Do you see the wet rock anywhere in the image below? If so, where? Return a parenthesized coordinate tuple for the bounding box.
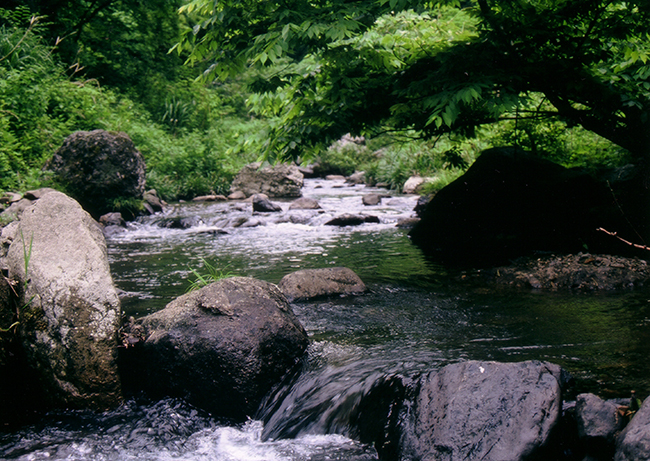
(346, 171, 366, 185)
(45, 130, 146, 219)
(297, 165, 317, 178)
(289, 197, 321, 210)
(414, 194, 433, 217)
(278, 267, 366, 301)
(121, 277, 309, 421)
(396, 217, 420, 229)
(99, 212, 125, 227)
(401, 360, 563, 461)
(475, 253, 650, 291)
(615, 398, 650, 460)
(192, 194, 227, 202)
(157, 216, 203, 229)
(230, 162, 303, 198)
(5, 190, 122, 410)
(143, 189, 164, 214)
(325, 214, 380, 226)
(362, 194, 382, 206)
(575, 393, 624, 460)
(325, 175, 346, 181)
(252, 194, 282, 213)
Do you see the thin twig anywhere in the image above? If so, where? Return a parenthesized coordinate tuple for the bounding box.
(597, 227, 650, 252)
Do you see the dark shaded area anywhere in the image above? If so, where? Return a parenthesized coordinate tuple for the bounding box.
(410, 147, 650, 267)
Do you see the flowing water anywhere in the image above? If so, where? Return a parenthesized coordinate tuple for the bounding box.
(2, 178, 650, 460)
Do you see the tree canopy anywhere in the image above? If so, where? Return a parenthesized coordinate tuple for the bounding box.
(176, 0, 650, 163)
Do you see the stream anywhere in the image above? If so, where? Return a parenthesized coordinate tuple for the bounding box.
(2, 177, 650, 460)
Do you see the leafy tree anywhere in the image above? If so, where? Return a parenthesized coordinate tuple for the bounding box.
(176, 0, 650, 166)
(3, 0, 188, 109)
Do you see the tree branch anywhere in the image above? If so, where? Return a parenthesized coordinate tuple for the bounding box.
(597, 228, 650, 252)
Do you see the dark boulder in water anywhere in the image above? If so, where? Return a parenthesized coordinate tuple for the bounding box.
(409, 147, 641, 266)
(400, 360, 565, 460)
(120, 277, 309, 421)
(325, 214, 380, 226)
(252, 194, 283, 213)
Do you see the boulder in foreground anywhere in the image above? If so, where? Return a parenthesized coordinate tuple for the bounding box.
(400, 360, 563, 461)
(121, 277, 309, 420)
(6, 191, 122, 410)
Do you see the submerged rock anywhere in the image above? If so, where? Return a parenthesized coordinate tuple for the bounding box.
(121, 277, 309, 421)
(278, 267, 366, 302)
(5, 190, 122, 410)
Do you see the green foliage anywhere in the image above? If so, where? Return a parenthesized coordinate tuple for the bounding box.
(0, 11, 267, 201)
(316, 136, 376, 177)
(178, 0, 650, 165)
(186, 259, 234, 292)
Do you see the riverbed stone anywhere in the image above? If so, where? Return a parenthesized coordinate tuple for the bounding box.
(252, 194, 282, 212)
(347, 171, 366, 185)
(576, 393, 624, 459)
(400, 360, 563, 461)
(143, 189, 164, 214)
(289, 197, 321, 210)
(325, 214, 380, 226)
(402, 175, 432, 194)
(362, 194, 382, 206)
(474, 253, 650, 291)
(230, 162, 303, 198)
(121, 277, 309, 421)
(5, 190, 122, 410)
(45, 129, 146, 219)
(278, 267, 366, 301)
(615, 398, 650, 460)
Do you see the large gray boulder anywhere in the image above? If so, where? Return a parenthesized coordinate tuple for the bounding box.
(615, 398, 650, 460)
(122, 277, 309, 420)
(230, 162, 303, 198)
(278, 267, 366, 302)
(401, 360, 563, 461)
(46, 130, 146, 218)
(5, 191, 122, 410)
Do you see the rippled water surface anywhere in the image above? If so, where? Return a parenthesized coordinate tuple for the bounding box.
(3, 178, 650, 460)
